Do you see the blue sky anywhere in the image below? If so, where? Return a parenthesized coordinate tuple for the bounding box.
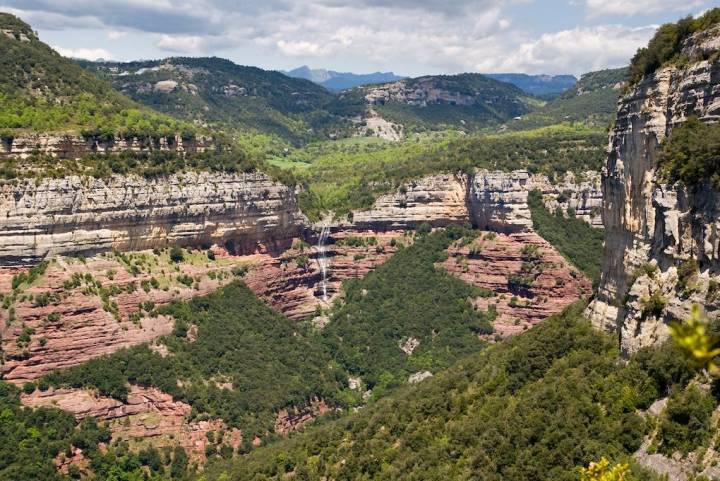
(1, 0, 715, 77)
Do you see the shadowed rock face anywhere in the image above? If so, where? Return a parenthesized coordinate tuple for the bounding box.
(587, 25, 720, 355)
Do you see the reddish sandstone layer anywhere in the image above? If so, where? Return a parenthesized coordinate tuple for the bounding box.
(274, 398, 331, 435)
(0, 232, 408, 382)
(0, 253, 247, 382)
(245, 230, 407, 320)
(23, 385, 241, 462)
(441, 231, 592, 337)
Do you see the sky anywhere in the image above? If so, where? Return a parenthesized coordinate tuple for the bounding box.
(1, 0, 716, 77)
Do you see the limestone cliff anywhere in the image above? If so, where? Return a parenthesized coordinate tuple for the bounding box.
(587, 25, 720, 354)
(347, 170, 602, 232)
(0, 171, 303, 264)
(0, 133, 213, 160)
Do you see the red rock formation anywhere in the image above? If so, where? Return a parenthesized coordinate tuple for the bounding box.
(274, 398, 330, 435)
(0, 233, 408, 382)
(23, 385, 241, 462)
(244, 230, 407, 320)
(0, 252, 247, 382)
(441, 231, 592, 337)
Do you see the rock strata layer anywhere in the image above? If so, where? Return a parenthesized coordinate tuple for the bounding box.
(0, 171, 303, 264)
(346, 170, 602, 232)
(0, 133, 212, 160)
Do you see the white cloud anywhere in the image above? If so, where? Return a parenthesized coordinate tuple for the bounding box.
(277, 40, 330, 57)
(8, 0, 710, 76)
(583, 0, 705, 17)
(51, 45, 115, 61)
(107, 30, 127, 40)
(156, 34, 207, 53)
(480, 25, 657, 75)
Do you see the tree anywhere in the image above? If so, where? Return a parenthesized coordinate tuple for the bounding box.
(169, 245, 184, 263)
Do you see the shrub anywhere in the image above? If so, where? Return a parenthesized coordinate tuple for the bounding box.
(169, 246, 185, 263)
(641, 290, 667, 319)
(676, 259, 699, 297)
(658, 385, 715, 455)
(659, 117, 720, 188)
(296, 255, 310, 269)
(628, 9, 720, 84)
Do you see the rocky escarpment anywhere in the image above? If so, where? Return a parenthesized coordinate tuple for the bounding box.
(22, 385, 242, 464)
(587, 25, 720, 354)
(0, 171, 303, 264)
(442, 231, 592, 337)
(347, 170, 602, 232)
(0, 133, 213, 160)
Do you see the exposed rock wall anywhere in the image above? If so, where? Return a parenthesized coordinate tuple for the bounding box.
(347, 170, 602, 232)
(587, 25, 720, 354)
(0, 133, 213, 160)
(0, 171, 304, 264)
(22, 385, 242, 462)
(442, 231, 592, 337)
(348, 173, 470, 230)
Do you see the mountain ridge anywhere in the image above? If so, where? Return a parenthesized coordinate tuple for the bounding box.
(284, 65, 405, 91)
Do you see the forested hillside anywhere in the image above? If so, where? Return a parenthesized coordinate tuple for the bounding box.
(37, 228, 494, 446)
(0, 14, 193, 138)
(510, 67, 627, 130)
(82, 57, 356, 146)
(363, 73, 538, 133)
(199, 303, 696, 481)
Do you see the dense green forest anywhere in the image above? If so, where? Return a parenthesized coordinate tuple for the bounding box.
(370, 73, 537, 133)
(0, 147, 283, 181)
(43, 282, 348, 440)
(0, 382, 110, 481)
(198, 303, 699, 481)
(628, 8, 720, 84)
(527, 190, 605, 283)
(0, 14, 195, 138)
(509, 68, 627, 130)
(321, 225, 494, 391)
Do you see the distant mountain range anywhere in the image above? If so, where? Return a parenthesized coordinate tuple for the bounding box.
(286, 68, 578, 98)
(284, 66, 405, 91)
(484, 73, 578, 97)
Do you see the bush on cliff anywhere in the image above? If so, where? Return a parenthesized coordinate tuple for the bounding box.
(628, 8, 720, 84)
(658, 116, 720, 188)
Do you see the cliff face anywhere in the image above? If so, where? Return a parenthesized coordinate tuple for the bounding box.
(587, 25, 720, 354)
(0, 133, 213, 160)
(0, 171, 303, 264)
(348, 170, 602, 232)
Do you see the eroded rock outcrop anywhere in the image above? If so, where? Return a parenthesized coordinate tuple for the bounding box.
(442, 231, 592, 335)
(23, 385, 241, 462)
(0, 249, 253, 382)
(0, 133, 212, 160)
(0, 171, 303, 264)
(587, 25, 720, 354)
